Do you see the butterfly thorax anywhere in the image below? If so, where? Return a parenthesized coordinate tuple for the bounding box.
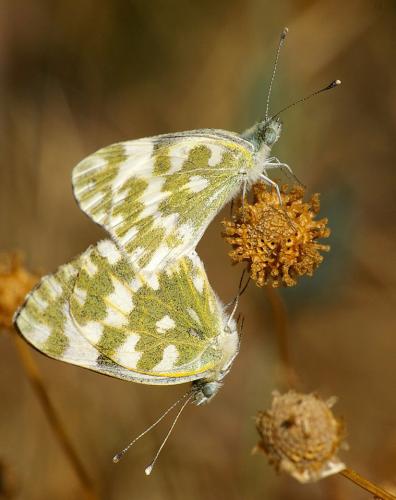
(241, 117, 282, 185)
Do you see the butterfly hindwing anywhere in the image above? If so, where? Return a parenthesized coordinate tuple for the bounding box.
(72, 131, 254, 272)
(15, 240, 238, 385)
(69, 240, 228, 379)
(13, 256, 147, 382)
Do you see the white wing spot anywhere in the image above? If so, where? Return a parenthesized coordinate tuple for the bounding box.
(85, 257, 98, 277)
(44, 277, 64, 298)
(107, 278, 134, 314)
(193, 274, 204, 294)
(168, 143, 192, 173)
(83, 321, 104, 344)
(186, 175, 209, 193)
(97, 240, 122, 265)
(18, 313, 52, 345)
(73, 287, 87, 306)
(112, 142, 154, 186)
(128, 246, 145, 263)
(114, 333, 141, 368)
(62, 315, 101, 364)
(187, 308, 201, 325)
(103, 307, 128, 328)
(153, 344, 179, 372)
(119, 226, 138, 247)
(130, 278, 142, 292)
(139, 177, 167, 219)
(143, 272, 159, 290)
(177, 222, 194, 242)
(207, 144, 224, 167)
(143, 244, 170, 273)
(156, 315, 175, 333)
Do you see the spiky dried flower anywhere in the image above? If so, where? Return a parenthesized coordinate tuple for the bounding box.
(255, 390, 346, 483)
(0, 252, 38, 329)
(222, 184, 330, 287)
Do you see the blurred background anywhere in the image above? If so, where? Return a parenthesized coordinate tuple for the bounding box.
(1, 0, 395, 499)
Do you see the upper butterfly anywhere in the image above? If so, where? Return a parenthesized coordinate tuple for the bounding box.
(72, 120, 285, 274)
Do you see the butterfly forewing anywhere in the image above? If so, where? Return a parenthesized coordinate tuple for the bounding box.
(69, 240, 225, 378)
(72, 131, 254, 272)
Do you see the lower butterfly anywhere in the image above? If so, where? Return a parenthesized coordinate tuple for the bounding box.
(14, 239, 239, 472)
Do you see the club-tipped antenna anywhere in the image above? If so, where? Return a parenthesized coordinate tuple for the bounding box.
(271, 79, 341, 120)
(144, 392, 194, 475)
(265, 27, 289, 120)
(112, 389, 191, 465)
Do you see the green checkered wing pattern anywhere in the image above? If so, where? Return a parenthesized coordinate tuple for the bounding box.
(69, 239, 234, 380)
(13, 254, 151, 382)
(72, 130, 254, 272)
(15, 240, 238, 385)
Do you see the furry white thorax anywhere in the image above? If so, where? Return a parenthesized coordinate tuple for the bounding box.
(240, 117, 283, 187)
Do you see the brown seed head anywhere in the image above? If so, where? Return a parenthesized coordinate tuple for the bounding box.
(222, 184, 330, 287)
(255, 390, 346, 483)
(0, 252, 39, 329)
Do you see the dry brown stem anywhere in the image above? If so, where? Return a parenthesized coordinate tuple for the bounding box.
(264, 286, 300, 390)
(13, 334, 97, 500)
(340, 468, 396, 500)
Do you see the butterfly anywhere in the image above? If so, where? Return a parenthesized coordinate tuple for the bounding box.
(71, 27, 341, 276)
(72, 121, 287, 276)
(14, 238, 239, 407)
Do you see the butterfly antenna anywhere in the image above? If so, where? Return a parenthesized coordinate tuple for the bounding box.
(271, 79, 341, 120)
(145, 392, 194, 476)
(226, 269, 250, 328)
(112, 390, 191, 464)
(265, 27, 288, 120)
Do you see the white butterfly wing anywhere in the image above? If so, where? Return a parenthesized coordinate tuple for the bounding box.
(72, 131, 254, 272)
(14, 240, 239, 385)
(70, 240, 238, 380)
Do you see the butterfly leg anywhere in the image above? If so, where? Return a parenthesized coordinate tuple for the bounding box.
(259, 174, 282, 205)
(265, 158, 305, 187)
(241, 178, 247, 215)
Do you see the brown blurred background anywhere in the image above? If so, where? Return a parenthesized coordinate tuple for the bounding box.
(1, 1, 395, 499)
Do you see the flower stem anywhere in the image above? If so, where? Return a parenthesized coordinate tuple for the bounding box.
(265, 286, 300, 389)
(12, 334, 97, 500)
(340, 468, 396, 500)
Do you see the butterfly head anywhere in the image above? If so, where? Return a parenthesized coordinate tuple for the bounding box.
(192, 380, 223, 406)
(242, 117, 282, 151)
(259, 117, 282, 147)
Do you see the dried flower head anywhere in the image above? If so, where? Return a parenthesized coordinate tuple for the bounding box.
(0, 252, 39, 329)
(255, 390, 346, 483)
(222, 184, 330, 287)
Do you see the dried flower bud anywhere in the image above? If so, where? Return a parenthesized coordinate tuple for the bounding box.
(222, 184, 330, 287)
(0, 253, 39, 329)
(255, 390, 345, 483)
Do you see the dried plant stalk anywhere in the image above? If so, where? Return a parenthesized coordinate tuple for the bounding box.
(0, 252, 97, 499)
